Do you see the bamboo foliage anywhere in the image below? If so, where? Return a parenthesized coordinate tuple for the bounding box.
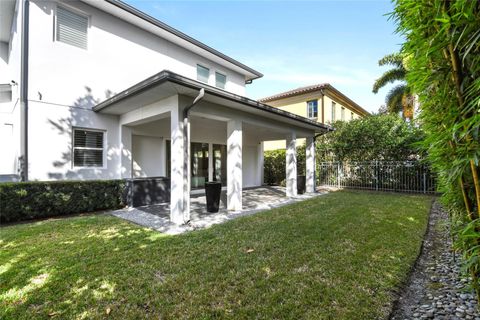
(392, 0, 480, 299)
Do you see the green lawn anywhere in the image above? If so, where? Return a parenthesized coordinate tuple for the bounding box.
(0, 191, 431, 319)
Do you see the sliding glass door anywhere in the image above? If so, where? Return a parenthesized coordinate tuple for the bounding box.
(166, 141, 227, 189)
(191, 142, 209, 188)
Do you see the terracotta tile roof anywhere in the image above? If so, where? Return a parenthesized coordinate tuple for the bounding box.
(259, 83, 329, 102)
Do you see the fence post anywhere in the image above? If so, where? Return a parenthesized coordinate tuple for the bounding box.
(423, 167, 427, 194)
(337, 162, 340, 188)
(375, 161, 379, 191)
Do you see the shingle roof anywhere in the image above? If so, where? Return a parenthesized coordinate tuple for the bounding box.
(259, 83, 329, 102)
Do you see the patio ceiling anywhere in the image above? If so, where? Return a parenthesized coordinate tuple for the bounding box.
(129, 115, 296, 144)
(94, 70, 332, 135)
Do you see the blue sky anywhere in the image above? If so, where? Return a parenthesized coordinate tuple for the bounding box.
(125, 0, 403, 113)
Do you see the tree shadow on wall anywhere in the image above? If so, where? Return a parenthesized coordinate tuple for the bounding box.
(46, 86, 117, 180)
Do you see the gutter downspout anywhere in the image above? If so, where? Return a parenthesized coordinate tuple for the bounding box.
(20, 0, 30, 181)
(182, 88, 205, 223)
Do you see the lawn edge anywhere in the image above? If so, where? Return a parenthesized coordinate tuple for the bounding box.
(387, 196, 437, 318)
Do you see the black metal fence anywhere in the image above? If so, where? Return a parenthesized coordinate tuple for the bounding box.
(317, 161, 437, 194)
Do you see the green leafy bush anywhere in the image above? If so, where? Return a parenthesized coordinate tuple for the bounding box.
(264, 145, 306, 185)
(317, 114, 425, 162)
(0, 180, 126, 223)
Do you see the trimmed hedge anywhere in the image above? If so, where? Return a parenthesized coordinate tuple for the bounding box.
(0, 180, 126, 223)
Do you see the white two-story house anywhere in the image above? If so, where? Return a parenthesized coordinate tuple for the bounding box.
(0, 0, 330, 223)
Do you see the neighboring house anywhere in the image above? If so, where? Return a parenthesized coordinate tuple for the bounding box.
(0, 0, 330, 223)
(259, 84, 369, 151)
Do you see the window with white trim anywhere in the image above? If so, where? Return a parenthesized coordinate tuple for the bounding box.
(341, 107, 345, 121)
(307, 100, 318, 118)
(351, 111, 354, 119)
(215, 72, 226, 89)
(331, 102, 336, 121)
(56, 6, 88, 49)
(73, 129, 104, 167)
(197, 64, 210, 83)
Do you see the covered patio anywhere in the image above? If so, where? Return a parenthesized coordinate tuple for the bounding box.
(95, 70, 331, 225)
(112, 186, 328, 234)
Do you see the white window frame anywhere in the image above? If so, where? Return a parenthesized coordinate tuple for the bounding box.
(53, 4, 90, 50)
(197, 64, 210, 83)
(215, 71, 227, 89)
(306, 100, 318, 118)
(72, 127, 106, 169)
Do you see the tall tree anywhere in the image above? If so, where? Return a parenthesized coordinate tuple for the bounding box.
(372, 53, 414, 119)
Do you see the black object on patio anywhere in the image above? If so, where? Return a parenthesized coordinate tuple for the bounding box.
(205, 181, 222, 213)
(126, 177, 170, 207)
(297, 175, 306, 194)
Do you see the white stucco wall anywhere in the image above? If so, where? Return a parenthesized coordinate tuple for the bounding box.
(0, 0, 22, 177)
(28, 100, 120, 180)
(132, 135, 164, 178)
(243, 145, 259, 188)
(17, 0, 256, 181)
(27, 0, 247, 111)
(0, 122, 15, 175)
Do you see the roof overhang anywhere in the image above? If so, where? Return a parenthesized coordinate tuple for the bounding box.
(80, 0, 263, 83)
(94, 71, 332, 134)
(324, 85, 370, 117)
(260, 83, 370, 117)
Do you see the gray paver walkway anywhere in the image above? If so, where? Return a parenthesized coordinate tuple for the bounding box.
(111, 186, 328, 234)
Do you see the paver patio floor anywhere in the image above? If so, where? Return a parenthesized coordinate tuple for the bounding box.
(111, 186, 328, 234)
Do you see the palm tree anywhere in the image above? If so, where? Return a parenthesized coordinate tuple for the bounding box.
(372, 53, 414, 120)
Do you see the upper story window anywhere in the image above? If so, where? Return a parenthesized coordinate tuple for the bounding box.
(331, 102, 336, 121)
(351, 111, 354, 119)
(341, 107, 345, 121)
(73, 129, 105, 167)
(197, 64, 210, 83)
(307, 100, 318, 118)
(215, 72, 226, 89)
(56, 6, 88, 50)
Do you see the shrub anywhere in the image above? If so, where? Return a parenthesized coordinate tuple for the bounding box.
(0, 180, 126, 223)
(264, 145, 306, 185)
(317, 114, 425, 162)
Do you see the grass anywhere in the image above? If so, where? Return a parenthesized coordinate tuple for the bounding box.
(0, 190, 432, 319)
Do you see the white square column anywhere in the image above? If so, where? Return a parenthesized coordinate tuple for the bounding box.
(183, 115, 191, 217)
(170, 106, 189, 224)
(258, 142, 264, 186)
(120, 125, 132, 179)
(306, 136, 316, 193)
(286, 131, 297, 197)
(227, 120, 242, 211)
